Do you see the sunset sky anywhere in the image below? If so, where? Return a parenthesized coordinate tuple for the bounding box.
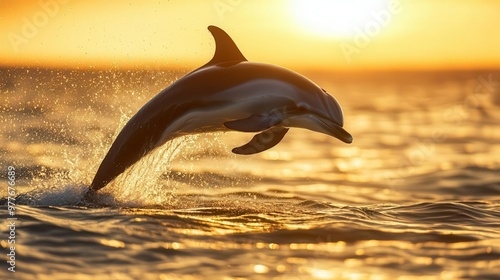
(1, 0, 499, 71)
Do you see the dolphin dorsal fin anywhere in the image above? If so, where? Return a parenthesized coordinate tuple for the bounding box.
(204, 26, 247, 66)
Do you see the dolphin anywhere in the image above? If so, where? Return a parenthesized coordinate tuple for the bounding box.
(84, 25, 352, 200)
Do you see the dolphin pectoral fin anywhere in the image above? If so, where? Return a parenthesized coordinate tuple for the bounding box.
(224, 115, 282, 132)
(232, 127, 289, 155)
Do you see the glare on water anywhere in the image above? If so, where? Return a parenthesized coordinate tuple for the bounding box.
(1, 68, 499, 279)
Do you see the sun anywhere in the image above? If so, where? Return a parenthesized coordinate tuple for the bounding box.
(290, 0, 390, 38)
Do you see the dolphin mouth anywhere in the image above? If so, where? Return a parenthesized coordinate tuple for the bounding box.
(310, 114, 353, 144)
(325, 122, 353, 144)
(286, 113, 353, 144)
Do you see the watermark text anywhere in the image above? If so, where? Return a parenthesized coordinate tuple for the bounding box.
(6, 166, 17, 272)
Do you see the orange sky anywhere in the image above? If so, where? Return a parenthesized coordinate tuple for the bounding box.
(1, 0, 500, 71)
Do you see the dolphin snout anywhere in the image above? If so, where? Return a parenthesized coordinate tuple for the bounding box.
(287, 114, 353, 144)
(315, 113, 352, 144)
(324, 120, 353, 144)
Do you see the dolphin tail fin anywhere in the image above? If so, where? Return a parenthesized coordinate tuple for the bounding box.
(203, 26, 247, 67)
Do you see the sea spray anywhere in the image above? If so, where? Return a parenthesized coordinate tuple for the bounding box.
(105, 135, 198, 207)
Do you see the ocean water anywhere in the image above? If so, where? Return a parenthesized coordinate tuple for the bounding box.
(1, 67, 500, 279)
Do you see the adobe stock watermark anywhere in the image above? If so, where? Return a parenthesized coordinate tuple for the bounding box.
(7, 0, 69, 53)
(340, 0, 403, 63)
(213, 0, 243, 20)
(385, 74, 499, 186)
(6, 166, 17, 273)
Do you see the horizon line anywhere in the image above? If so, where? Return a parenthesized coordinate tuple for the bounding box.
(2, 63, 500, 74)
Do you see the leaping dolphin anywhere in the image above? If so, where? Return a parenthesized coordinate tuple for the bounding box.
(84, 26, 352, 200)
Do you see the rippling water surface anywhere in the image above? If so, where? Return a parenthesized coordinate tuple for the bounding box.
(1, 68, 500, 279)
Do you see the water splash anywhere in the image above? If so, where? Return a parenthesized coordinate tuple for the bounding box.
(103, 135, 199, 207)
(100, 132, 255, 208)
(14, 184, 88, 206)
